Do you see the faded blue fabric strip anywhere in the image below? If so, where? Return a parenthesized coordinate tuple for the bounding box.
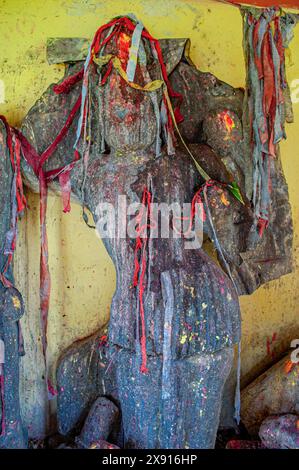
(138, 38, 161, 157)
(269, 33, 284, 144)
(256, 17, 268, 61)
(248, 20, 264, 220)
(160, 100, 175, 155)
(126, 21, 144, 82)
(74, 44, 92, 150)
(4, 172, 17, 256)
(75, 23, 116, 151)
(99, 24, 116, 154)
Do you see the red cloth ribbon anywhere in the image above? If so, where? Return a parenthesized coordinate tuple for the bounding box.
(14, 97, 82, 398)
(133, 187, 153, 374)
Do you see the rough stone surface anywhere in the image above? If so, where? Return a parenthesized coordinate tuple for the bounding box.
(57, 333, 234, 448)
(76, 396, 119, 448)
(56, 325, 116, 437)
(241, 355, 299, 435)
(259, 414, 299, 449)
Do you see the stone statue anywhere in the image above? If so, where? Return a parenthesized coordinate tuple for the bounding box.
(0, 16, 292, 449)
(0, 118, 27, 448)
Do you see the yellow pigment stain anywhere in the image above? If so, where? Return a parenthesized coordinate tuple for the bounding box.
(182, 284, 195, 298)
(180, 334, 188, 344)
(220, 190, 230, 207)
(12, 296, 21, 309)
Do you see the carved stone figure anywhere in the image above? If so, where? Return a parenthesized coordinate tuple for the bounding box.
(19, 24, 248, 448)
(0, 119, 27, 449)
(7, 17, 293, 448)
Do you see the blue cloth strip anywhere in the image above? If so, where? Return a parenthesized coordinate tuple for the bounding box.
(126, 21, 144, 82)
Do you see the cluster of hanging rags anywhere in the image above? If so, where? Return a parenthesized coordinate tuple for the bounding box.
(0, 116, 26, 287)
(242, 7, 298, 237)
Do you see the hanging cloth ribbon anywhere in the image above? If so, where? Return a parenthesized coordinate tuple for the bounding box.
(0, 116, 27, 287)
(126, 20, 144, 82)
(242, 7, 298, 236)
(15, 95, 82, 398)
(132, 187, 153, 374)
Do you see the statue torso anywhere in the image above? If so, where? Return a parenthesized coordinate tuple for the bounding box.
(81, 148, 241, 358)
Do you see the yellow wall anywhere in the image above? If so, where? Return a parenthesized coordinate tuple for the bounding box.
(0, 0, 298, 437)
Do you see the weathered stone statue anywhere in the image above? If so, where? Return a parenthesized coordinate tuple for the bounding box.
(9, 16, 293, 448)
(0, 118, 27, 449)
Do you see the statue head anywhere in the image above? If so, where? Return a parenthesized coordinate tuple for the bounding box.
(99, 63, 158, 154)
(86, 17, 167, 155)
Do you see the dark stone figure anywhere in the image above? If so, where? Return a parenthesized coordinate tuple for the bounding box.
(16, 26, 293, 448)
(0, 120, 27, 449)
(20, 31, 247, 448)
(0, 287, 27, 448)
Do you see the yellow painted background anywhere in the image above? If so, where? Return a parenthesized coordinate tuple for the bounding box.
(0, 0, 298, 437)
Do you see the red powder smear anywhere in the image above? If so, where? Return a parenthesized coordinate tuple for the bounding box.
(284, 359, 296, 374)
(117, 31, 131, 67)
(266, 337, 271, 355)
(47, 379, 58, 397)
(98, 335, 108, 348)
(258, 217, 269, 238)
(184, 322, 192, 331)
(228, 1, 299, 8)
(218, 110, 235, 134)
(266, 332, 277, 358)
